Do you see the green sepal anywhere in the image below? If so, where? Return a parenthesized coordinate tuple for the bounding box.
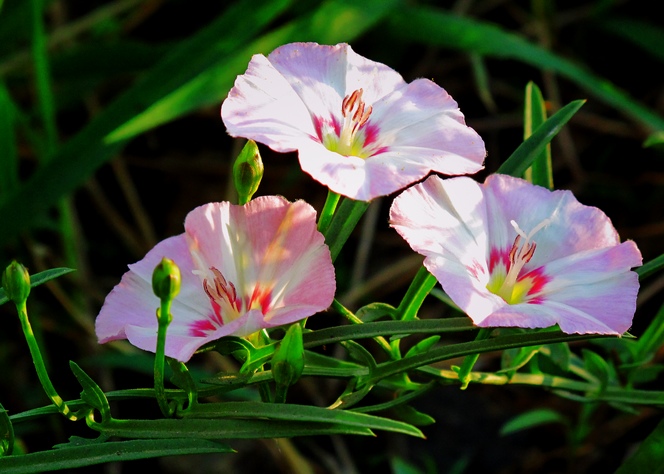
(152, 257, 181, 307)
(233, 139, 263, 204)
(271, 323, 305, 389)
(0, 267, 75, 307)
(1, 261, 31, 306)
(69, 361, 110, 424)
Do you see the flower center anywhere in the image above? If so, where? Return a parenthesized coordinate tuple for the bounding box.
(202, 266, 242, 325)
(487, 219, 550, 304)
(337, 88, 372, 155)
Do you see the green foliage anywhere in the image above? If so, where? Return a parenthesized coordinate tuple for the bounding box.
(2, 0, 664, 472)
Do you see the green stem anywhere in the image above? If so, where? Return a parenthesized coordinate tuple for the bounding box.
(323, 198, 370, 262)
(317, 190, 341, 233)
(397, 265, 437, 321)
(16, 301, 77, 420)
(154, 300, 175, 417)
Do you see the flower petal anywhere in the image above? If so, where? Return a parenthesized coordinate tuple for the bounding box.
(390, 173, 641, 335)
(95, 234, 215, 361)
(222, 42, 486, 201)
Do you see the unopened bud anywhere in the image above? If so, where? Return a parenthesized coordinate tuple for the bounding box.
(271, 323, 304, 388)
(2, 260, 31, 306)
(152, 258, 181, 302)
(233, 140, 263, 205)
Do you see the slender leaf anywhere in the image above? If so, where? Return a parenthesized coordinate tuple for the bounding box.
(69, 361, 110, 421)
(0, 267, 75, 306)
(523, 82, 553, 188)
(99, 417, 375, 439)
(0, 438, 233, 473)
(302, 318, 476, 348)
(0, 82, 18, 197)
(599, 18, 664, 63)
(385, 5, 664, 132)
(367, 330, 606, 386)
(615, 417, 664, 474)
(497, 100, 585, 177)
(637, 253, 664, 280)
(634, 301, 664, 363)
(184, 401, 423, 438)
(0, 0, 292, 246)
(106, 0, 401, 143)
(499, 408, 568, 436)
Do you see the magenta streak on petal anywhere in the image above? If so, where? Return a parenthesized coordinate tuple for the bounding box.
(466, 259, 486, 280)
(488, 247, 511, 273)
(522, 267, 550, 304)
(313, 116, 324, 142)
(190, 267, 241, 337)
(362, 123, 380, 147)
(190, 318, 217, 337)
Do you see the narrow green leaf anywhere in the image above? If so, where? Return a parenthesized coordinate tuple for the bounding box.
(106, 0, 401, 143)
(581, 350, 612, 392)
(405, 336, 441, 359)
(499, 408, 568, 436)
(598, 18, 664, 63)
(302, 318, 476, 348)
(367, 330, 606, 386)
(637, 253, 664, 280)
(385, 5, 664, 132)
(100, 417, 375, 439)
(184, 401, 423, 438)
(634, 301, 664, 364)
(499, 345, 541, 374)
(615, 417, 664, 474)
(0, 438, 233, 473)
(356, 302, 398, 322)
(0, 267, 75, 306)
(497, 100, 585, 177)
(644, 131, 664, 148)
(69, 361, 110, 422)
(0, 0, 292, 247)
(523, 82, 553, 188)
(0, 82, 19, 198)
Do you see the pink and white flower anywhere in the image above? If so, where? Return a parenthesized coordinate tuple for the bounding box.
(96, 196, 336, 362)
(221, 42, 486, 201)
(389, 174, 642, 335)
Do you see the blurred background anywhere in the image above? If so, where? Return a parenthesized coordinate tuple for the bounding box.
(1, 0, 663, 472)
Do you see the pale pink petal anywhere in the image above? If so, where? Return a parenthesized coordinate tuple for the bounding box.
(221, 54, 317, 153)
(222, 42, 486, 201)
(390, 175, 489, 273)
(96, 197, 335, 362)
(482, 174, 623, 270)
(96, 235, 205, 343)
(390, 173, 641, 335)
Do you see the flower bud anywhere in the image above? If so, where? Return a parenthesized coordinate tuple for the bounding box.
(152, 258, 181, 302)
(2, 260, 31, 306)
(233, 140, 263, 204)
(271, 323, 304, 388)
